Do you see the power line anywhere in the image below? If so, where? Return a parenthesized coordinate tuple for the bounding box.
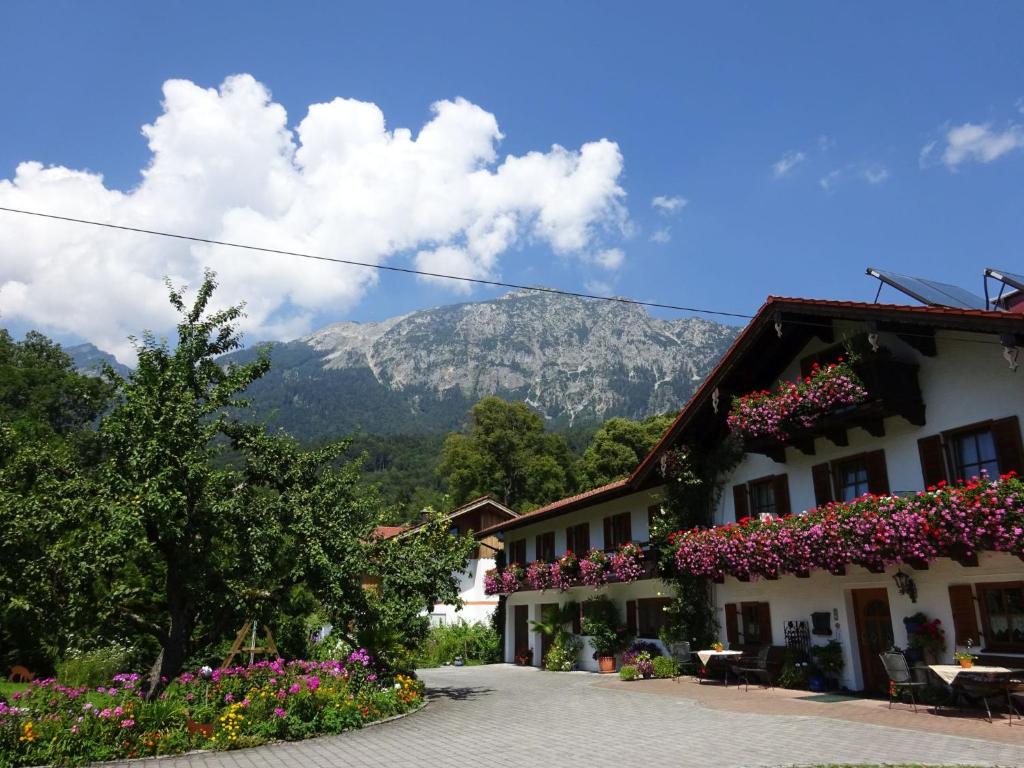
(0, 206, 756, 320)
(0, 205, 1016, 349)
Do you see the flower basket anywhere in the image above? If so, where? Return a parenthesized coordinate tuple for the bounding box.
(610, 542, 644, 583)
(598, 656, 616, 674)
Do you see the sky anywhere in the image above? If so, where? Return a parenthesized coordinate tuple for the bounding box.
(1, 2, 1023, 361)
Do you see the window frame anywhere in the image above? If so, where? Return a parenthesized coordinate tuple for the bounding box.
(636, 597, 671, 638)
(565, 522, 590, 556)
(507, 539, 526, 567)
(977, 580, 1024, 653)
(535, 531, 555, 563)
(948, 425, 999, 482)
(834, 455, 871, 501)
(603, 511, 633, 551)
(747, 476, 777, 517)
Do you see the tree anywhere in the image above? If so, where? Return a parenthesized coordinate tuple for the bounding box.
(574, 413, 676, 488)
(437, 396, 573, 510)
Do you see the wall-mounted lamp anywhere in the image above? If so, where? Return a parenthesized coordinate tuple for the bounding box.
(892, 570, 918, 603)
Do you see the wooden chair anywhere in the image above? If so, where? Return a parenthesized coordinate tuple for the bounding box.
(879, 651, 927, 712)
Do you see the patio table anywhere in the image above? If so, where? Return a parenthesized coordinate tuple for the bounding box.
(696, 649, 743, 684)
(927, 664, 1014, 685)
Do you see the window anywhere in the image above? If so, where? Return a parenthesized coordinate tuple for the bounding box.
(725, 602, 773, 646)
(978, 582, 1024, 652)
(749, 478, 777, 516)
(836, 457, 870, 501)
(507, 539, 526, 566)
(535, 531, 555, 563)
(603, 512, 632, 551)
(637, 598, 671, 638)
(565, 522, 590, 555)
(953, 429, 999, 481)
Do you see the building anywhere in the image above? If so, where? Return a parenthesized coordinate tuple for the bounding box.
(478, 295, 1024, 690)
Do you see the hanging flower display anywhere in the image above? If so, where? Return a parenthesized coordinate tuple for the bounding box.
(726, 359, 868, 441)
(483, 562, 524, 596)
(610, 542, 644, 582)
(551, 551, 579, 591)
(579, 548, 610, 587)
(671, 473, 1023, 582)
(525, 560, 553, 591)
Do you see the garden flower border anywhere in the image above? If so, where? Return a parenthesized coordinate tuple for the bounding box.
(671, 473, 1024, 582)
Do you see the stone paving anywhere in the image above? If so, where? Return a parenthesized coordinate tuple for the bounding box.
(108, 664, 1024, 767)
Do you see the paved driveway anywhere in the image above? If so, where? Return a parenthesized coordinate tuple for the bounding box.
(111, 664, 1024, 767)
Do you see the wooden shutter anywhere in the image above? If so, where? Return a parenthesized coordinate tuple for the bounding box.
(948, 584, 980, 646)
(757, 602, 773, 644)
(618, 513, 633, 545)
(572, 603, 582, 635)
(732, 484, 750, 520)
(811, 463, 834, 507)
(603, 516, 614, 550)
(772, 474, 791, 516)
(724, 603, 739, 647)
(918, 434, 948, 488)
(992, 416, 1024, 476)
(626, 600, 637, 635)
(864, 450, 890, 495)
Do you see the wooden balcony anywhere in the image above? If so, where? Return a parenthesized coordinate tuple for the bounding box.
(744, 357, 924, 463)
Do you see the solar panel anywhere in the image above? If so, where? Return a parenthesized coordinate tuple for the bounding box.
(985, 268, 1024, 293)
(866, 268, 988, 310)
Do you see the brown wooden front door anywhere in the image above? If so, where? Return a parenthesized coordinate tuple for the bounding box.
(540, 602, 559, 665)
(852, 588, 895, 694)
(514, 605, 529, 661)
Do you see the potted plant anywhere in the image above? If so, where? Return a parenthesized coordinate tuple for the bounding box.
(809, 640, 845, 690)
(954, 640, 978, 668)
(906, 616, 946, 665)
(711, 640, 724, 652)
(514, 646, 534, 666)
(581, 596, 631, 673)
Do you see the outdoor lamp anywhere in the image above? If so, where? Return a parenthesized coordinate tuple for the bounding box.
(892, 570, 918, 603)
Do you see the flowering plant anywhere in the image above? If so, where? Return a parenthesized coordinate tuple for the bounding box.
(526, 560, 553, 591)
(484, 563, 523, 595)
(610, 542, 645, 583)
(579, 548, 610, 587)
(551, 551, 579, 592)
(672, 473, 1023, 582)
(907, 618, 946, 654)
(726, 358, 868, 441)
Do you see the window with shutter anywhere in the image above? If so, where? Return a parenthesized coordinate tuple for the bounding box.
(566, 522, 590, 555)
(740, 602, 773, 645)
(918, 434, 949, 487)
(947, 584, 980, 646)
(864, 450, 890, 495)
(724, 603, 739, 648)
(508, 539, 526, 566)
(626, 600, 637, 635)
(603, 512, 632, 550)
(992, 416, 1024, 476)
(747, 475, 789, 517)
(772, 475, 791, 516)
(830, 450, 889, 501)
(812, 462, 834, 507)
(976, 581, 1024, 652)
(535, 532, 555, 562)
(732, 483, 750, 521)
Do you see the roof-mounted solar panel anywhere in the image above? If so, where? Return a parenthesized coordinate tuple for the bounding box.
(866, 268, 989, 310)
(985, 268, 1024, 293)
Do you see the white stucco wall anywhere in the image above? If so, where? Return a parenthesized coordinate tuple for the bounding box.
(429, 557, 501, 626)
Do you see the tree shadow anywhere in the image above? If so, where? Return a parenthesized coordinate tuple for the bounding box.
(426, 685, 495, 702)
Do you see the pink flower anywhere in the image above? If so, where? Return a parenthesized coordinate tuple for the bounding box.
(274, 707, 287, 718)
(120, 718, 135, 729)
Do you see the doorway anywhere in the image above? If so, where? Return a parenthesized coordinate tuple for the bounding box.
(540, 602, 559, 666)
(852, 588, 895, 694)
(513, 605, 529, 662)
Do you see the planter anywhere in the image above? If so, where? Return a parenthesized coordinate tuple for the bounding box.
(185, 718, 213, 739)
(598, 655, 617, 674)
(958, 658, 974, 668)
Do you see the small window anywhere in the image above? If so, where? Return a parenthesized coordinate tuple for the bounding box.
(741, 602, 771, 645)
(953, 429, 999, 480)
(603, 512, 632, 551)
(508, 539, 526, 566)
(836, 457, 870, 501)
(535, 532, 556, 563)
(748, 478, 776, 517)
(637, 598, 671, 638)
(566, 522, 590, 555)
(978, 582, 1024, 652)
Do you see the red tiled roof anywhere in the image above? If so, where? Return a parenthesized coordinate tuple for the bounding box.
(474, 478, 631, 537)
(372, 526, 406, 539)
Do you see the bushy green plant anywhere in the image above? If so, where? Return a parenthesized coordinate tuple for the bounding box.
(618, 665, 639, 681)
(580, 597, 631, 657)
(412, 621, 500, 668)
(810, 640, 845, 678)
(544, 635, 582, 672)
(651, 655, 678, 679)
(54, 645, 134, 688)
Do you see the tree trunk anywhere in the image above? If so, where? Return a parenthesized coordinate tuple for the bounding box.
(145, 576, 193, 698)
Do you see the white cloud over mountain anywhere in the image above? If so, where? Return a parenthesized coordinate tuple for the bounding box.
(0, 75, 627, 361)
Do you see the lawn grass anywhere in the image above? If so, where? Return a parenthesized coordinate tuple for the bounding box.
(0, 681, 29, 698)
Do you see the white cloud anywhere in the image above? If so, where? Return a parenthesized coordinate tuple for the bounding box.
(0, 75, 627, 361)
(772, 150, 806, 178)
(592, 247, 624, 271)
(651, 195, 687, 214)
(649, 228, 671, 244)
(862, 165, 890, 184)
(923, 122, 1024, 169)
(818, 169, 842, 192)
(583, 279, 612, 295)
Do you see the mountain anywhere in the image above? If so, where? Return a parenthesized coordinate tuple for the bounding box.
(220, 290, 739, 442)
(66, 343, 132, 378)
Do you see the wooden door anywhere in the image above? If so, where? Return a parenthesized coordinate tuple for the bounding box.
(852, 588, 895, 694)
(540, 602, 559, 665)
(514, 605, 529, 661)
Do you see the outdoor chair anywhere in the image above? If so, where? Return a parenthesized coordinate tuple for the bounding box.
(952, 671, 1012, 723)
(733, 645, 773, 691)
(879, 651, 928, 712)
(1005, 678, 1024, 726)
(669, 641, 698, 682)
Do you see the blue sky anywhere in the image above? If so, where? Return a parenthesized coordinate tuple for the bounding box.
(1, 2, 1023, 357)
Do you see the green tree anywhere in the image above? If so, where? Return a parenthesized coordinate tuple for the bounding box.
(574, 413, 676, 488)
(437, 396, 573, 510)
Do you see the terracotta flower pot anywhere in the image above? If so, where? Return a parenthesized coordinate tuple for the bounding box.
(598, 655, 616, 673)
(959, 658, 974, 668)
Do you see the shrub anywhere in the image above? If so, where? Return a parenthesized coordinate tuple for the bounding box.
(544, 635, 582, 672)
(54, 645, 134, 688)
(618, 665, 639, 681)
(412, 621, 500, 668)
(580, 596, 631, 658)
(652, 656, 678, 679)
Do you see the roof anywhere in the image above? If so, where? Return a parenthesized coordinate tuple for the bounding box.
(397, 495, 517, 539)
(372, 526, 407, 539)
(629, 296, 1024, 485)
(474, 479, 632, 537)
(473, 295, 1024, 537)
